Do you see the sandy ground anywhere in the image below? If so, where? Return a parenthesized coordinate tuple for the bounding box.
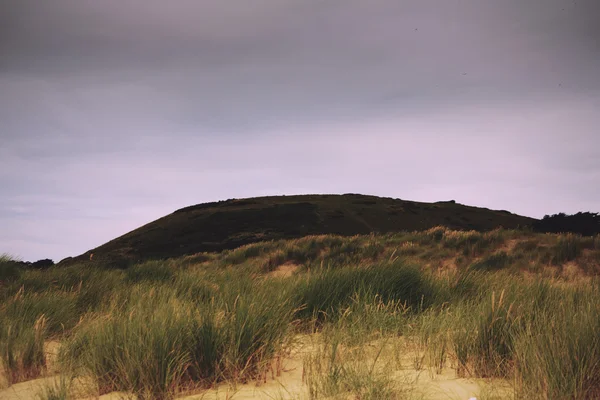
(267, 263, 300, 279)
(0, 337, 512, 400)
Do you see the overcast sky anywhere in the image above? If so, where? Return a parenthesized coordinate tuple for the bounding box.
(1, 0, 599, 261)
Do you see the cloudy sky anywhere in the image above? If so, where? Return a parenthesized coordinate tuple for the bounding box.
(1, 0, 599, 261)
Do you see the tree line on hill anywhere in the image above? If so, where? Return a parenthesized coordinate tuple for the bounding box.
(532, 212, 600, 236)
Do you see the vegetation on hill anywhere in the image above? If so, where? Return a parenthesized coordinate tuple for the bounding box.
(2, 229, 600, 399)
(61, 194, 535, 267)
(533, 212, 600, 236)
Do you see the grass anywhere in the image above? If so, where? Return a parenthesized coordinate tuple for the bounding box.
(36, 376, 71, 400)
(551, 233, 584, 265)
(513, 284, 600, 399)
(3, 229, 600, 399)
(293, 261, 438, 324)
(0, 314, 47, 384)
(469, 251, 514, 272)
(303, 336, 403, 400)
(58, 277, 296, 399)
(0, 253, 23, 286)
(302, 297, 410, 400)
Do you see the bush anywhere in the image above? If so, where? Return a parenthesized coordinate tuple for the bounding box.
(533, 212, 600, 236)
(29, 259, 55, 269)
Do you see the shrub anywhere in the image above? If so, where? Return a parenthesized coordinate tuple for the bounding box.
(29, 259, 55, 269)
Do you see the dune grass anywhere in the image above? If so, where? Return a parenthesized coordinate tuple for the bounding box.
(0, 314, 47, 384)
(0, 253, 22, 285)
(58, 275, 296, 399)
(2, 229, 600, 398)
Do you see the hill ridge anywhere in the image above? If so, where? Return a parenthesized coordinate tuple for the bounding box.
(61, 193, 536, 266)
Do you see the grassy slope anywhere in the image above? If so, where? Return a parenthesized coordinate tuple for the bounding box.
(62, 194, 535, 266)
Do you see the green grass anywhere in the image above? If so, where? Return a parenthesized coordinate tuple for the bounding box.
(470, 251, 514, 272)
(59, 277, 295, 399)
(293, 261, 439, 324)
(513, 284, 600, 399)
(125, 260, 176, 283)
(0, 253, 22, 284)
(36, 376, 71, 400)
(3, 229, 600, 399)
(551, 233, 584, 265)
(0, 314, 47, 384)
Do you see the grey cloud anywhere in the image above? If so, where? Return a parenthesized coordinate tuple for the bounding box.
(1, 0, 599, 261)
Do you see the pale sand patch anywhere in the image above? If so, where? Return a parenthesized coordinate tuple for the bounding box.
(45, 341, 61, 375)
(268, 263, 299, 279)
(0, 375, 61, 400)
(0, 336, 513, 400)
(0, 375, 100, 400)
(501, 239, 519, 253)
(0, 341, 61, 393)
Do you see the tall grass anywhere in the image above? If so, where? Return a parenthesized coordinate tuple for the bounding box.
(552, 233, 583, 265)
(470, 251, 514, 272)
(0, 315, 47, 384)
(513, 286, 600, 399)
(2, 289, 80, 336)
(60, 279, 295, 399)
(302, 281, 418, 399)
(0, 253, 22, 285)
(293, 260, 439, 324)
(125, 260, 176, 283)
(4, 229, 600, 398)
(441, 229, 506, 257)
(61, 299, 194, 398)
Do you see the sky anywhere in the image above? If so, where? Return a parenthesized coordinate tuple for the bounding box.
(1, 0, 599, 262)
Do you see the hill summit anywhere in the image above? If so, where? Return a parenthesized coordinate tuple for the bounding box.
(61, 194, 535, 266)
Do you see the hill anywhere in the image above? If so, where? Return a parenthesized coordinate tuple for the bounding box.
(61, 194, 535, 266)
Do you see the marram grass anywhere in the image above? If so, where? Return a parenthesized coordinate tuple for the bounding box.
(2, 229, 600, 398)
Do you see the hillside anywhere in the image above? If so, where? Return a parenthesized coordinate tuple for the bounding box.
(61, 194, 535, 266)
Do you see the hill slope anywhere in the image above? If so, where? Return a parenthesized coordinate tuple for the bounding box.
(64, 194, 535, 266)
